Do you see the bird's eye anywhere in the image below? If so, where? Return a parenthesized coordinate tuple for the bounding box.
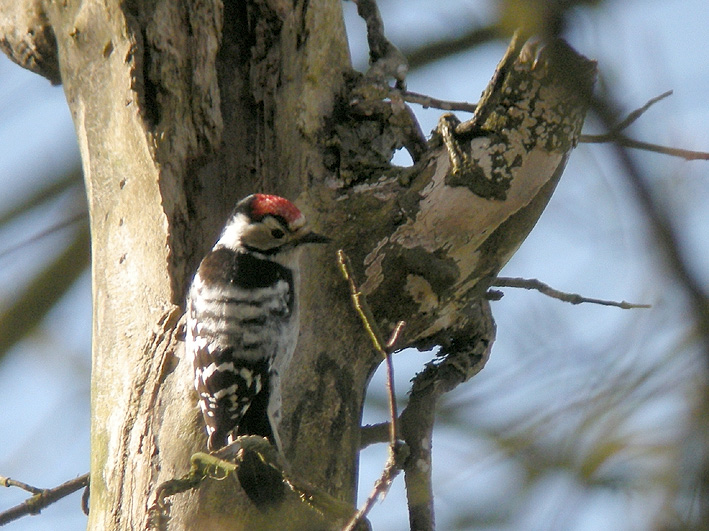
(271, 228, 285, 239)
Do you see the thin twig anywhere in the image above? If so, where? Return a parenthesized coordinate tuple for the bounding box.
(492, 277, 651, 309)
(590, 97, 709, 349)
(337, 250, 406, 531)
(611, 90, 673, 133)
(579, 90, 709, 161)
(384, 321, 405, 445)
(0, 473, 89, 526)
(343, 445, 404, 531)
(396, 89, 477, 113)
(395, 87, 709, 160)
(352, 0, 388, 65)
(579, 134, 709, 161)
(0, 476, 43, 494)
(390, 85, 709, 161)
(350, 322, 406, 526)
(336, 250, 387, 352)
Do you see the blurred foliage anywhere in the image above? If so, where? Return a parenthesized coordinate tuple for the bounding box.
(364, 1, 709, 529)
(499, 0, 605, 38)
(0, 167, 88, 362)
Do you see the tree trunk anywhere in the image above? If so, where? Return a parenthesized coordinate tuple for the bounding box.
(0, 0, 595, 529)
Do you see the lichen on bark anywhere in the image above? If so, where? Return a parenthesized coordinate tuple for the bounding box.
(329, 33, 596, 353)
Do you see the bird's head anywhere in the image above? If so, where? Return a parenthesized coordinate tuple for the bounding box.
(216, 194, 329, 259)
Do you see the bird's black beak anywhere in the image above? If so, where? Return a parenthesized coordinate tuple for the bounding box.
(299, 231, 331, 244)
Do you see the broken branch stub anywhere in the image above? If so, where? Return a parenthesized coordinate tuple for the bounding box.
(0, 2, 61, 84)
(337, 35, 596, 353)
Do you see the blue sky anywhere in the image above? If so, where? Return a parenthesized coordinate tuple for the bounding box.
(1, 1, 708, 529)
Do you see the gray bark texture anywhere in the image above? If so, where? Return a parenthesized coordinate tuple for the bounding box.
(0, 0, 595, 529)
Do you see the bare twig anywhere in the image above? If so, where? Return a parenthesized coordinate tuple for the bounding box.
(336, 250, 387, 352)
(398, 301, 494, 531)
(590, 97, 709, 349)
(0, 473, 89, 526)
(397, 87, 709, 161)
(0, 476, 43, 494)
(344, 321, 405, 531)
(580, 133, 709, 161)
(337, 250, 406, 531)
(491, 277, 651, 309)
(400, 393, 436, 531)
(395, 87, 709, 161)
(611, 90, 673, 133)
(580, 90, 709, 161)
(396, 89, 477, 113)
(343, 443, 406, 531)
(351, 0, 386, 64)
(384, 321, 405, 441)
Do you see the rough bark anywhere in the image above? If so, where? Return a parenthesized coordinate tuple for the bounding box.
(0, 0, 595, 529)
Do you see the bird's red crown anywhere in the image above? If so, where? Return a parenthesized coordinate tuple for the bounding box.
(249, 194, 304, 226)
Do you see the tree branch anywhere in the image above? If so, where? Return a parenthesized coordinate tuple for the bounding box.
(0, 1, 61, 84)
(390, 86, 709, 161)
(338, 250, 407, 531)
(0, 473, 89, 526)
(392, 88, 477, 113)
(360, 421, 393, 449)
(491, 277, 651, 309)
(0, 476, 43, 495)
(400, 389, 436, 531)
(579, 134, 709, 161)
(579, 90, 709, 160)
(607, 90, 673, 133)
(589, 97, 709, 354)
(352, 0, 408, 86)
(368, 84, 709, 165)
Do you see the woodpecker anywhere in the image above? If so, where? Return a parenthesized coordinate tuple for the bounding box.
(185, 193, 329, 506)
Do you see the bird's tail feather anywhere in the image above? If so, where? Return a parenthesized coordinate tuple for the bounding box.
(236, 450, 285, 508)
